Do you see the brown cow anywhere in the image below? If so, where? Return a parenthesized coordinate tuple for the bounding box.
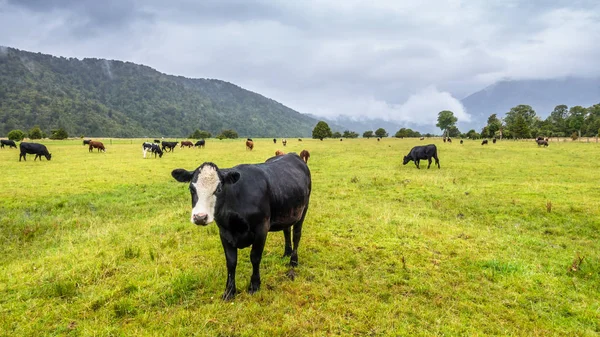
(299, 149, 310, 163)
(246, 140, 254, 150)
(275, 150, 285, 156)
(89, 141, 106, 152)
(180, 141, 194, 148)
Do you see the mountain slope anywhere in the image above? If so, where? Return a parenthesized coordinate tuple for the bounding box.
(460, 77, 600, 130)
(0, 47, 318, 137)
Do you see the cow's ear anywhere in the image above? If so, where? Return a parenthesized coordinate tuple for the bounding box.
(171, 169, 194, 183)
(223, 171, 241, 185)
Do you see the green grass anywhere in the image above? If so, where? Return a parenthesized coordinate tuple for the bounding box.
(1, 137, 599, 336)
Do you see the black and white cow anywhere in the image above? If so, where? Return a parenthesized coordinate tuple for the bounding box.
(143, 142, 163, 158)
(171, 153, 312, 300)
(1, 139, 17, 149)
(162, 141, 178, 152)
(19, 142, 51, 161)
(402, 144, 440, 169)
(195, 139, 206, 148)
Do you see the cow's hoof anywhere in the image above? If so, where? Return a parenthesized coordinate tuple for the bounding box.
(282, 249, 292, 257)
(248, 283, 260, 294)
(222, 289, 236, 301)
(289, 259, 298, 267)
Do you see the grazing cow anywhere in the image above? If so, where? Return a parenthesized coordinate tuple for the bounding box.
(195, 139, 206, 148)
(153, 139, 161, 144)
(89, 141, 106, 152)
(273, 138, 277, 144)
(537, 139, 549, 147)
(377, 138, 381, 141)
(299, 149, 310, 163)
(443, 137, 447, 143)
(1, 139, 17, 149)
(402, 144, 440, 169)
(82, 139, 91, 146)
(275, 149, 285, 156)
(481, 140, 488, 145)
(19, 142, 51, 161)
(171, 153, 311, 300)
(536, 136, 544, 141)
(340, 138, 343, 141)
(181, 141, 194, 148)
(282, 139, 287, 146)
(298, 139, 302, 142)
(162, 141, 178, 152)
(143, 142, 163, 158)
(460, 139, 463, 144)
(420, 137, 424, 140)
(447, 138, 452, 143)
(492, 138, 497, 144)
(246, 140, 254, 150)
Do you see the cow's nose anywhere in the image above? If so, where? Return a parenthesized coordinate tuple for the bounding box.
(193, 213, 209, 225)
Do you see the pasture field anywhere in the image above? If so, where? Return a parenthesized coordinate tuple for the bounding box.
(1, 137, 599, 336)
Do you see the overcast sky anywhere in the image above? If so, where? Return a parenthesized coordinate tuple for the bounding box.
(1, 0, 599, 128)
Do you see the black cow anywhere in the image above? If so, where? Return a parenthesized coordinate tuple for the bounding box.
(19, 142, 51, 161)
(537, 139, 549, 147)
(460, 139, 463, 144)
(195, 139, 206, 148)
(273, 138, 277, 144)
(171, 153, 311, 300)
(83, 139, 92, 146)
(403, 144, 440, 169)
(143, 142, 163, 158)
(492, 138, 497, 144)
(481, 140, 488, 145)
(162, 141, 178, 152)
(154, 139, 161, 144)
(1, 139, 17, 149)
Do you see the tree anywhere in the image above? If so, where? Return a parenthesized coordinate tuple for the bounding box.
(189, 129, 211, 139)
(50, 128, 69, 140)
(375, 128, 388, 138)
(312, 121, 332, 139)
(447, 125, 461, 138)
(28, 126, 43, 140)
(363, 130, 374, 138)
(436, 110, 458, 137)
(216, 129, 238, 139)
(332, 131, 342, 138)
(465, 129, 480, 139)
(568, 106, 586, 138)
(342, 130, 359, 138)
(485, 114, 502, 138)
(549, 104, 568, 135)
(7, 129, 25, 141)
(504, 105, 537, 138)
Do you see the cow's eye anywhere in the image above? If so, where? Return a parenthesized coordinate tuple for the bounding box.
(214, 184, 222, 194)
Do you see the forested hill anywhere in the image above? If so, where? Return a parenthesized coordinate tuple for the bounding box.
(0, 47, 318, 138)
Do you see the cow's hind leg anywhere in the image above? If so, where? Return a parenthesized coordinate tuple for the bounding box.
(283, 227, 292, 257)
(427, 157, 432, 169)
(435, 156, 440, 168)
(290, 207, 308, 267)
(415, 160, 420, 169)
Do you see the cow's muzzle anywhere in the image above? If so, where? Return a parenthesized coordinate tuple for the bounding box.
(193, 213, 209, 226)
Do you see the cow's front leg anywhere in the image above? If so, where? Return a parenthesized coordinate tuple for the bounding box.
(282, 227, 292, 257)
(415, 160, 420, 169)
(427, 158, 432, 169)
(220, 235, 238, 300)
(249, 228, 268, 294)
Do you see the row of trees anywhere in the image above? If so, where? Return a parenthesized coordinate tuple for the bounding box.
(7, 127, 69, 140)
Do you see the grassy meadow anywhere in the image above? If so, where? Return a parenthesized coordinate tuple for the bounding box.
(0, 137, 599, 336)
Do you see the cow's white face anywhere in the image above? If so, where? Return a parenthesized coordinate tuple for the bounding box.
(189, 165, 220, 225)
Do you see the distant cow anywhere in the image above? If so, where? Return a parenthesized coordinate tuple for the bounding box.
(299, 149, 310, 164)
(536, 136, 544, 141)
(275, 149, 285, 156)
(247, 138, 253, 142)
(460, 139, 463, 144)
(377, 138, 381, 141)
(273, 138, 277, 144)
(82, 139, 92, 146)
(143, 142, 163, 158)
(89, 141, 106, 152)
(492, 138, 497, 144)
(443, 137, 447, 143)
(195, 139, 206, 148)
(171, 153, 311, 300)
(19, 142, 51, 161)
(447, 138, 452, 143)
(403, 144, 440, 169)
(153, 139, 161, 144)
(537, 139, 549, 147)
(298, 139, 302, 142)
(246, 140, 254, 150)
(420, 137, 424, 141)
(162, 141, 178, 152)
(340, 138, 343, 141)
(180, 141, 194, 148)
(1, 139, 17, 149)
(282, 139, 287, 146)
(481, 140, 488, 145)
